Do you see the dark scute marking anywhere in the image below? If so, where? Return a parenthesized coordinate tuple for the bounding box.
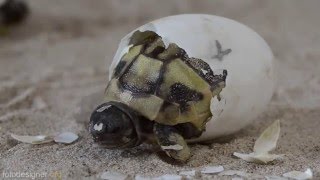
(147, 46, 165, 58)
(184, 58, 228, 89)
(154, 61, 167, 96)
(113, 61, 126, 78)
(160, 101, 172, 111)
(118, 49, 159, 94)
(120, 78, 158, 94)
(167, 83, 203, 113)
(185, 57, 215, 84)
(174, 123, 203, 139)
(129, 30, 160, 46)
(144, 37, 165, 58)
(157, 43, 187, 61)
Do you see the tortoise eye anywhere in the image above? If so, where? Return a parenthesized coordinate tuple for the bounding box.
(110, 127, 120, 133)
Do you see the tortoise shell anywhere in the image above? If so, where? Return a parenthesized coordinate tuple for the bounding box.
(105, 31, 227, 131)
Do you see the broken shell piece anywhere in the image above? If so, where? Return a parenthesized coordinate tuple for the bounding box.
(234, 120, 282, 164)
(179, 170, 196, 179)
(161, 144, 183, 150)
(134, 174, 161, 180)
(231, 178, 244, 180)
(265, 175, 288, 180)
(10, 133, 53, 144)
(254, 119, 281, 154)
(219, 170, 263, 179)
(134, 175, 144, 180)
(233, 152, 282, 164)
(135, 174, 182, 180)
(53, 132, 78, 144)
(135, 175, 153, 180)
(283, 168, 313, 180)
(179, 170, 196, 176)
(201, 165, 224, 174)
(100, 171, 128, 180)
(157, 174, 182, 180)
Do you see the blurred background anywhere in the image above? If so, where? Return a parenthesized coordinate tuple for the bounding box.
(1, 0, 320, 110)
(0, 0, 319, 178)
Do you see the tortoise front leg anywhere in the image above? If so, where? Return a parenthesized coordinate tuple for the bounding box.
(153, 123, 190, 162)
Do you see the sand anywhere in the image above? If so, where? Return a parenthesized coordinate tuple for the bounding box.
(0, 0, 319, 179)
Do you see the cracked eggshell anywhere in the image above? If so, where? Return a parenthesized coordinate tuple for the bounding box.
(109, 14, 274, 141)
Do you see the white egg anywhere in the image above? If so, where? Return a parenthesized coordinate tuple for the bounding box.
(109, 14, 274, 141)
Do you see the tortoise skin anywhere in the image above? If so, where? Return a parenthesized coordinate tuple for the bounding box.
(105, 31, 227, 131)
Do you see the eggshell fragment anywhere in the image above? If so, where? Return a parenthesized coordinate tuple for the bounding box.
(53, 132, 78, 144)
(233, 152, 282, 164)
(135, 175, 151, 180)
(219, 170, 264, 179)
(135, 174, 182, 180)
(254, 119, 281, 153)
(233, 120, 282, 164)
(179, 170, 196, 177)
(10, 133, 53, 144)
(283, 168, 313, 180)
(109, 14, 274, 141)
(100, 171, 128, 180)
(160, 144, 183, 150)
(157, 174, 182, 180)
(201, 165, 224, 174)
(232, 178, 244, 180)
(265, 175, 288, 180)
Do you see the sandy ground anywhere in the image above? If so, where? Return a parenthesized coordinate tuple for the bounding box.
(0, 0, 319, 179)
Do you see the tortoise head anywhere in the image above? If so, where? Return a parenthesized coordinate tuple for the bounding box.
(89, 102, 142, 148)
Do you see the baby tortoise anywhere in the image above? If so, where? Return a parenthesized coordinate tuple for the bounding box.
(89, 31, 227, 162)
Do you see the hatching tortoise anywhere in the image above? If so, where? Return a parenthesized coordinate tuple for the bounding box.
(89, 31, 227, 162)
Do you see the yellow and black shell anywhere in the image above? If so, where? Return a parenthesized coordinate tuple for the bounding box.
(105, 31, 227, 131)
